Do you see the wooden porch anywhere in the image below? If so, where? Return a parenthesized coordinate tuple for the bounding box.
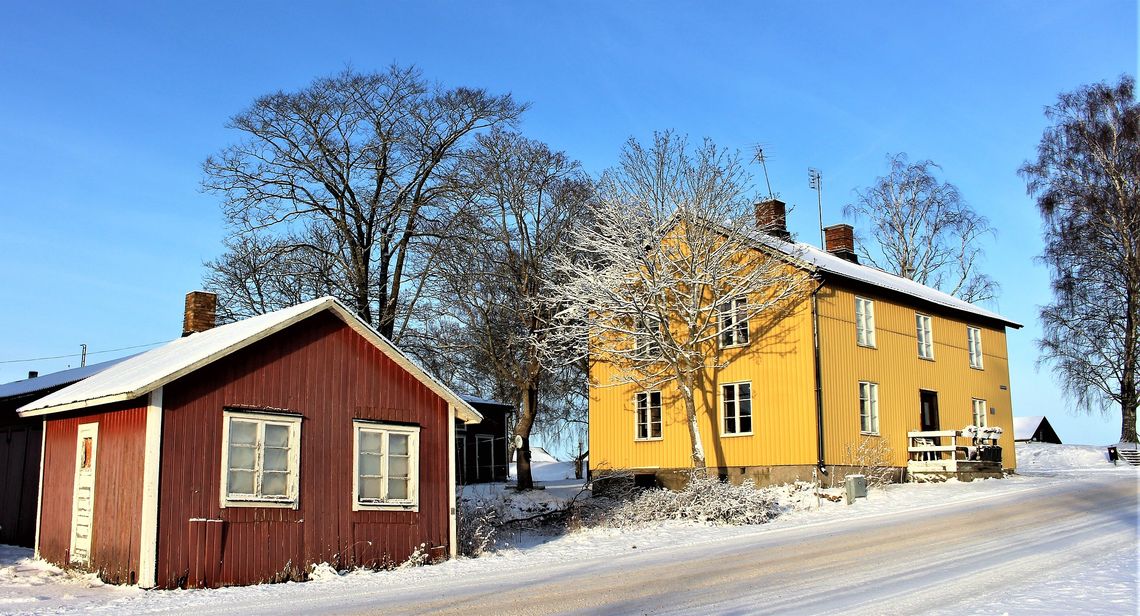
(907, 429, 1004, 482)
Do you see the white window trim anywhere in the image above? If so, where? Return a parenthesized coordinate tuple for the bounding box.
(859, 381, 880, 435)
(633, 316, 663, 359)
(718, 296, 751, 349)
(634, 391, 663, 442)
(855, 296, 877, 348)
(219, 410, 302, 509)
(968, 326, 984, 370)
(972, 398, 988, 428)
(352, 421, 420, 512)
(916, 313, 934, 360)
(720, 381, 754, 437)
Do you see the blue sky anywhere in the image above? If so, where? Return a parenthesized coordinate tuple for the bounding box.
(0, 2, 1136, 447)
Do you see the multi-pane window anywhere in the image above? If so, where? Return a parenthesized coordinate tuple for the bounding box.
(635, 391, 662, 440)
(915, 313, 934, 359)
(354, 422, 420, 510)
(972, 398, 988, 427)
(859, 381, 879, 434)
(855, 297, 876, 347)
(722, 382, 752, 435)
(719, 297, 750, 347)
(967, 327, 984, 369)
(221, 411, 301, 507)
(633, 316, 662, 358)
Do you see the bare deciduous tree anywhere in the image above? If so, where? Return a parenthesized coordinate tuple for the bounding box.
(1020, 75, 1139, 444)
(547, 131, 812, 469)
(410, 129, 592, 489)
(202, 66, 525, 341)
(845, 153, 998, 303)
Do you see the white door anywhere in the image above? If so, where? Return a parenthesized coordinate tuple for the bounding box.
(70, 423, 98, 565)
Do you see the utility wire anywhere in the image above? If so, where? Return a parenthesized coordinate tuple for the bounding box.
(0, 340, 169, 364)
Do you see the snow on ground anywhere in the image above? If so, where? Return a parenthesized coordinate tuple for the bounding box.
(1, 444, 1135, 615)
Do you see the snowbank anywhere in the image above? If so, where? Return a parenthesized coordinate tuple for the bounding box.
(1015, 442, 1115, 472)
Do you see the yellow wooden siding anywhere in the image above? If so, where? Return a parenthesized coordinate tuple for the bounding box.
(588, 297, 819, 471)
(816, 284, 1017, 469)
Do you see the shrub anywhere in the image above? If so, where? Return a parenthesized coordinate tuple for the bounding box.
(596, 473, 783, 527)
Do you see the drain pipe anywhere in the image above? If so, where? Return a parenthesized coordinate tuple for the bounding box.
(811, 278, 828, 475)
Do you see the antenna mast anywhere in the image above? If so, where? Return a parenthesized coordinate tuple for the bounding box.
(808, 167, 824, 247)
(753, 146, 774, 199)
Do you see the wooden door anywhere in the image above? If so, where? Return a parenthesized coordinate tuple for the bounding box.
(70, 423, 98, 566)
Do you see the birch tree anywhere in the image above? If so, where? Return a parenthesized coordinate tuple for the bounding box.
(845, 154, 998, 303)
(202, 66, 525, 341)
(1020, 75, 1139, 444)
(547, 132, 812, 469)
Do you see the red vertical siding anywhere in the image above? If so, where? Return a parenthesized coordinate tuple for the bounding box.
(38, 401, 147, 583)
(156, 311, 451, 588)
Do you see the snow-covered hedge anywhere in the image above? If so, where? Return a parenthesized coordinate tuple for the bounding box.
(457, 497, 504, 557)
(596, 474, 783, 526)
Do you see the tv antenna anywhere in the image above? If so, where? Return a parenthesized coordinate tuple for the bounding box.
(752, 145, 774, 199)
(808, 167, 824, 247)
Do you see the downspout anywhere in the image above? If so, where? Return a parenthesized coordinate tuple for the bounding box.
(811, 278, 828, 475)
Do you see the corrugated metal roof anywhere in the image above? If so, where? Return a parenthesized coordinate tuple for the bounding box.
(0, 354, 139, 400)
(749, 231, 1021, 328)
(18, 297, 481, 423)
(1013, 416, 1045, 441)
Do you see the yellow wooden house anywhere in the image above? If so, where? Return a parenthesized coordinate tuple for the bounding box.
(588, 200, 1021, 487)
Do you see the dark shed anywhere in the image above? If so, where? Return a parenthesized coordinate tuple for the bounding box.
(19, 297, 481, 588)
(456, 395, 511, 484)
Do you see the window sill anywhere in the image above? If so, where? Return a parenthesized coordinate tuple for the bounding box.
(719, 342, 751, 350)
(720, 432, 754, 438)
(221, 498, 298, 510)
(860, 431, 881, 437)
(856, 342, 877, 350)
(970, 365, 985, 371)
(354, 502, 420, 513)
(634, 437, 664, 442)
(918, 355, 935, 362)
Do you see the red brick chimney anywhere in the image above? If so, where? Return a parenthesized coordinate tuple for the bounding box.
(824, 224, 859, 263)
(183, 291, 217, 337)
(755, 199, 791, 240)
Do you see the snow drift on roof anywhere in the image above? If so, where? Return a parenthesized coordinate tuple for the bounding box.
(747, 230, 1021, 328)
(18, 297, 480, 423)
(459, 394, 512, 409)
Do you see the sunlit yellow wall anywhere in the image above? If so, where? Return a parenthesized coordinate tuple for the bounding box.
(816, 284, 1017, 470)
(588, 293, 819, 472)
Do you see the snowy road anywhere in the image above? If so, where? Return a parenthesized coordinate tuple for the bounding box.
(84, 470, 1136, 616)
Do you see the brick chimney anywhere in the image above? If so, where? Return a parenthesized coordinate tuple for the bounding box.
(183, 291, 217, 337)
(755, 199, 791, 240)
(824, 224, 859, 263)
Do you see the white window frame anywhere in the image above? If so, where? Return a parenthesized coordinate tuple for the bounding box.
(855, 297, 876, 348)
(633, 316, 662, 359)
(972, 398, 988, 428)
(634, 391, 663, 441)
(718, 296, 750, 348)
(915, 313, 934, 360)
(967, 326, 984, 369)
(859, 381, 880, 435)
(353, 421, 420, 512)
(219, 410, 302, 509)
(720, 381, 753, 437)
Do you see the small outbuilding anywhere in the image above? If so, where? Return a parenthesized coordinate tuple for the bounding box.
(455, 395, 511, 484)
(19, 293, 480, 588)
(1013, 416, 1062, 444)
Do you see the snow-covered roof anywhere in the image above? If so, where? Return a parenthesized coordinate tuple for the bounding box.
(1013, 416, 1045, 441)
(0, 354, 137, 401)
(459, 394, 512, 410)
(18, 297, 481, 424)
(749, 231, 1022, 329)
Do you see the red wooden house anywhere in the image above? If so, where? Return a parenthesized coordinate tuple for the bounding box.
(18, 293, 481, 588)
